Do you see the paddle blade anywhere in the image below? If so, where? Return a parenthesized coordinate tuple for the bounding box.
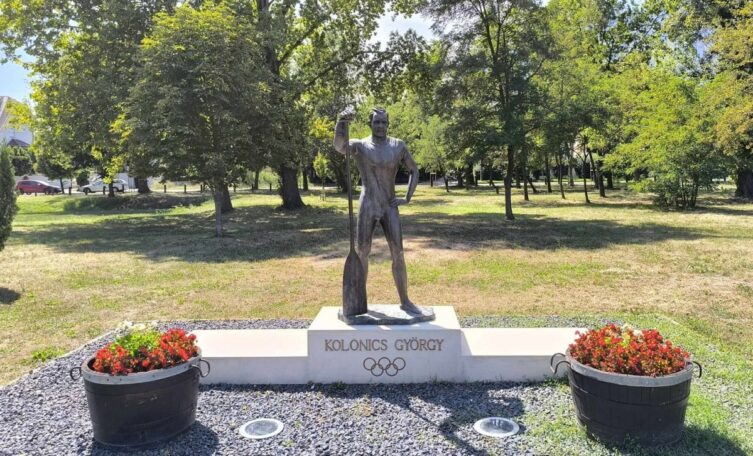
(342, 251, 367, 316)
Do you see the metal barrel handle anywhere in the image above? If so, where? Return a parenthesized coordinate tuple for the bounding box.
(193, 359, 211, 378)
(552, 360, 571, 376)
(691, 361, 703, 379)
(550, 353, 566, 373)
(69, 366, 82, 381)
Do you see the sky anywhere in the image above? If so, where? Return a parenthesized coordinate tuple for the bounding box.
(0, 58, 31, 102)
(0, 13, 435, 104)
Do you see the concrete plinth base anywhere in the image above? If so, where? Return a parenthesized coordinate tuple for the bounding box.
(192, 307, 581, 385)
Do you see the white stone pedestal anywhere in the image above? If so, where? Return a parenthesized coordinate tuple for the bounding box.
(192, 306, 581, 385)
(308, 306, 462, 383)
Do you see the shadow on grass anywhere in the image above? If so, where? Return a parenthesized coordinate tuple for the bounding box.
(408, 212, 702, 251)
(9, 200, 706, 262)
(518, 195, 753, 217)
(597, 425, 748, 456)
(676, 425, 748, 456)
(0, 288, 21, 305)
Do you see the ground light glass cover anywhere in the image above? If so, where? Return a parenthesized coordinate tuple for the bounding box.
(238, 418, 284, 439)
(473, 417, 520, 438)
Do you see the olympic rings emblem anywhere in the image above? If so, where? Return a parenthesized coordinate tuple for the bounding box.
(362, 357, 406, 377)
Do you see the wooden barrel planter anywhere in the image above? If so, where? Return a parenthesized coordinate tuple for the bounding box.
(551, 352, 701, 446)
(71, 355, 210, 448)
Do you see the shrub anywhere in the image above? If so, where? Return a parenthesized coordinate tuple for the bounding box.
(0, 147, 18, 251)
(569, 323, 689, 377)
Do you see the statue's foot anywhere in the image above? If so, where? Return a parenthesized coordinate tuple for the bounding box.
(400, 300, 423, 315)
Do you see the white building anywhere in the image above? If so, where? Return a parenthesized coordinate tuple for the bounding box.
(0, 96, 33, 147)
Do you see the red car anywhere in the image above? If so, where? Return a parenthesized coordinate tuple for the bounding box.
(15, 180, 62, 195)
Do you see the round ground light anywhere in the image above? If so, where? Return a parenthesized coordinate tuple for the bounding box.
(473, 417, 520, 438)
(238, 418, 284, 440)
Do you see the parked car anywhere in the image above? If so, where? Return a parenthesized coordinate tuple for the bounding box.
(15, 180, 62, 195)
(79, 179, 129, 195)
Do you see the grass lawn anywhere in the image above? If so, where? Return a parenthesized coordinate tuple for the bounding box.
(1, 184, 752, 454)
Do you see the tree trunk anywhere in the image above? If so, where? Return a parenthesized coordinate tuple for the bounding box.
(213, 187, 223, 238)
(489, 179, 500, 195)
(736, 169, 753, 199)
(108, 182, 115, 198)
(302, 167, 309, 191)
(569, 164, 575, 187)
(220, 182, 233, 213)
(59, 178, 65, 195)
(588, 153, 597, 187)
(279, 165, 305, 209)
(253, 169, 260, 191)
(135, 177, 151, 194)
(590, 152, 605, 197)
(456, 169, 464, 188)
(464, 164, 475, 188)
(527, 177, 538, 194)
(544, 153, 552, 193)
(444, 173, 450, 193)
(556, 153, 565, 199)
(504, 148, 515, 220)
(522, 144, 530, 201)
(582, 139, 591, 204)
(606, 172, 614, 190)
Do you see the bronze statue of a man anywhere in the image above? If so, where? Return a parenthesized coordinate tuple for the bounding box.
(334, 107, 423, 315)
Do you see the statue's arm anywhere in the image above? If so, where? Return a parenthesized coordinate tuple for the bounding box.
(333, 119, 351, 155)
(334, 113, 360, 156)
(403, 143, 419, 203)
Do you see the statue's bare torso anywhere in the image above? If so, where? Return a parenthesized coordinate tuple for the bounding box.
(351, 136, 407, 211)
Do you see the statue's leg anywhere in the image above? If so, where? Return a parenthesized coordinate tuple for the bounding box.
(357, 208, 377, 281)
(381, 207, 420, 314)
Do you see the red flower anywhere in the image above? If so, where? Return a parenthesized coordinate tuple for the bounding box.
(569, 324, 690, 377)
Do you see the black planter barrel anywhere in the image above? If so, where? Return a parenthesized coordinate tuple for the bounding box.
(79, 355, 207, 448)
(553, 352, 699, 446)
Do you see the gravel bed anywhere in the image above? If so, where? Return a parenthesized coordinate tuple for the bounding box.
(0, 318, 586, 456)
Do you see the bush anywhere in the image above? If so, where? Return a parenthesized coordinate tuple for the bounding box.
(0, 147, 18, 251)
(632, 175, 711, 210)
(76, 170, 91, 187)
(9, 146, 34, 176)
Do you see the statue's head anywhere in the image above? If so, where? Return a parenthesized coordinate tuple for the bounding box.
(369, 107, 389, 139)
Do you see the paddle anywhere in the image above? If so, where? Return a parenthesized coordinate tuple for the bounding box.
(341, 113, 368, 317)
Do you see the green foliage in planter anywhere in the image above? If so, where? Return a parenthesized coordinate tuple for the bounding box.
(114, 326, 161, 357)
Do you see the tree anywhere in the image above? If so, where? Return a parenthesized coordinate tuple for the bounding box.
(119, 5, 277, 237)
(35, 148, 74, 193)
(606, 67, 722, 208)
(414, 115, 455, 193)
(243, 0, 389, 210)
(706, 2, 753, 198)
(1, 1, 177, 197)
(412, 0, 552, 220)
(0, 146, 18, 251)
(312, 151, 330, 199)
(7, 147, 33, 176)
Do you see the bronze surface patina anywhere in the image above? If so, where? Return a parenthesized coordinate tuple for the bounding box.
(334, 107, 435, 325)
